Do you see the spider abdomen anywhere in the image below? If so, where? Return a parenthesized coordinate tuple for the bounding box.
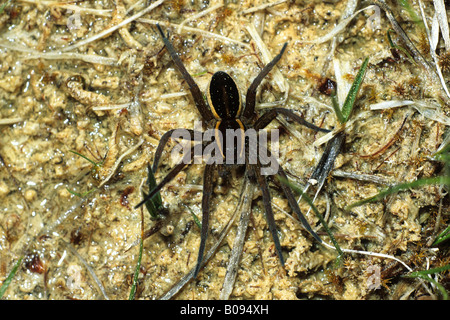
(207, 71, 242, 120)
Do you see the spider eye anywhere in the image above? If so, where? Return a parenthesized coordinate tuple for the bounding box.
(208, 71, 241, 120)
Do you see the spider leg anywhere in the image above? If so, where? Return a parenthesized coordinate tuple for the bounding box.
(250, 163, 285, 267)
(134, 146, 195, 209)
(194, 163, 215, 278)
(254, 107, 330, 132)
(309, 131, 345, 191)
(156, 24, 215, 122)
(276, 161, 323, 244)
(258, 142, 323, 243)
(152, 128, 203, 173)
(242, 43, 287, 122)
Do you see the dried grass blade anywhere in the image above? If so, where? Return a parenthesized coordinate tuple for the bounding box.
(303, 6, 376, 44)
(178, 3, 223, 33)
(245, 23, 286, 93)
(418, 0, 450, 99)
(433, 0, 450, 51)
(159, 190, 244, 299)
(372, 1, 428, 69)
(64, 241, 110, 300)
(332, 170, 394, 186)
(310, 132, 346, 193)
(220, 178, 254, 300)
(359, 114, 409, 159)
(0, 117, 23, 125)
(298, 132, 345, 235)
(98, 137, 144, 188)
(140, 18, 250, 48)
(373, 0, 447, 98)
(61, 0, 165, 52)
(241, 0, 286, 14)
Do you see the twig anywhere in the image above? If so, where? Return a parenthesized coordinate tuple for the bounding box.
(418, 0, 450, 99)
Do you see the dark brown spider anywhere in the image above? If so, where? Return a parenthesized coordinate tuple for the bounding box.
(136, 24, 329, 277)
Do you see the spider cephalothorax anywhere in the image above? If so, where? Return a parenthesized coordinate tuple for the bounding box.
(136, 24, 329, 277)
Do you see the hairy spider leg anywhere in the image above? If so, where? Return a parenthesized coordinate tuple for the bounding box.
(251, 144, 322, 269)
(308, 131, 345, 190)
(253, 112, 328, 243)
(156, 24, 215, 123)
(254, 107, 330, 133)
(250, 161, 286, 266)
(194, 163, 215, 277)
(276, 160, 323, 243)
(242, 43, 288, 122)
(151, 129, 204, 173)
(135, 146, 195, 209)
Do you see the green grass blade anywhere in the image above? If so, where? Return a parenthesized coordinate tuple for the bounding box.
(404, 264, 450, 300)
(408, 264, 450, 276)
(341, 57, 369, 123)
(0, 0, 11, 14)
(433, 224, 450, 245)
(397, 0, 422, 24)
(129, 205, 145, 300)
(0, 256, 23, 298)
(331, 90, 345, 124)
(182, 203, 202, 229)
(147, 164, 162, 208)
(66, 187, 96, 198)
(346, 176, 449, 210)
(128, 236, 143, 300)
(142, 192, 158, 219)
(433, 140, 450, 160)
(69, 150, 100, 167)
(386, 29, 416, 63)
(143, 165, 163, 219)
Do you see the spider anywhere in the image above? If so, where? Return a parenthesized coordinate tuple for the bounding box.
(136, 24, 329, 277)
